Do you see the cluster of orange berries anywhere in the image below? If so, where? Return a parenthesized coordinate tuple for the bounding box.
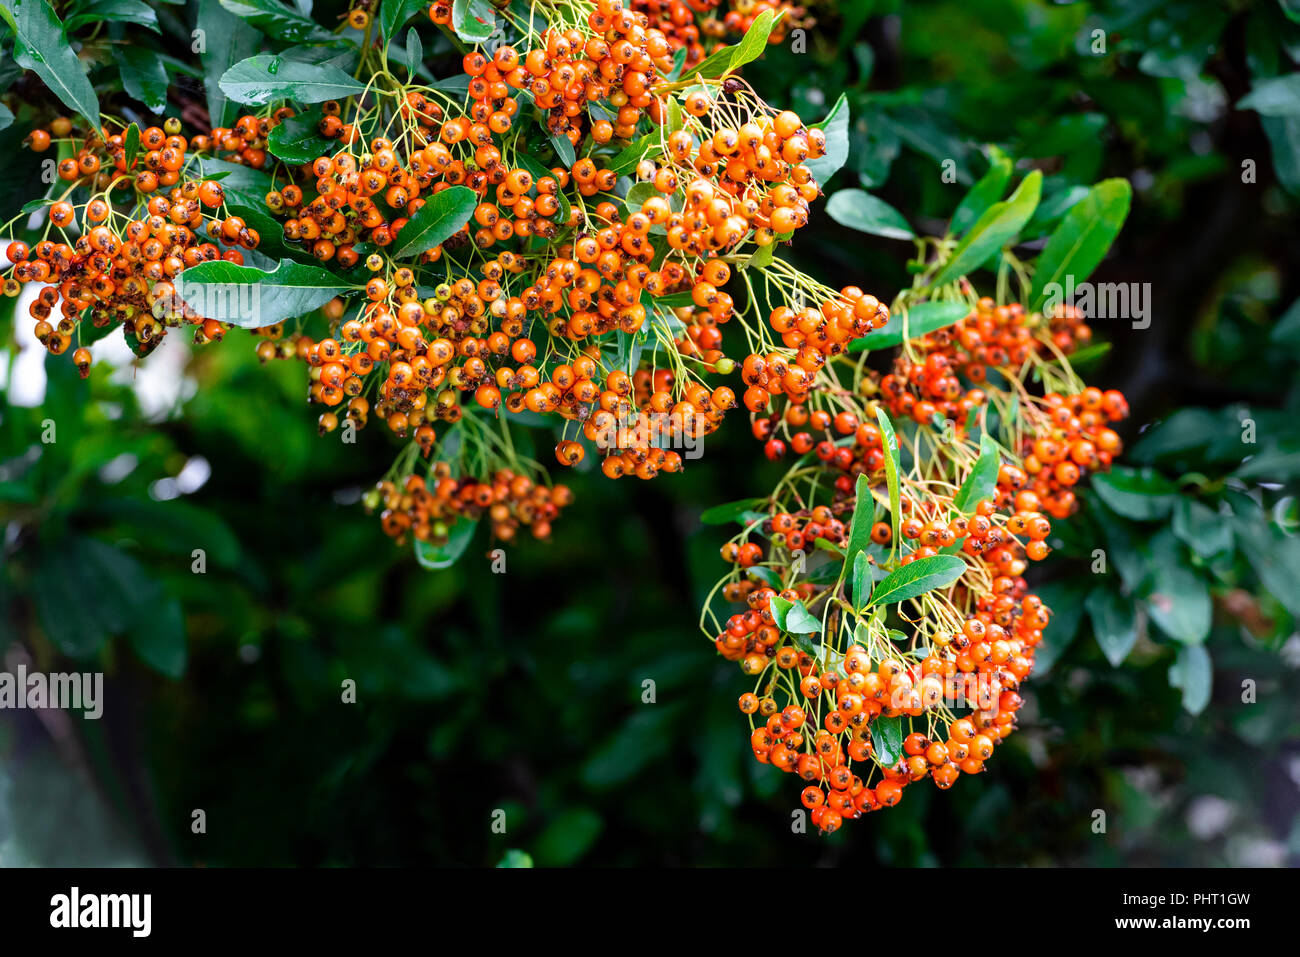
(707, 293, 1132, 828)
(877, 300, 1090, 426)
(431, 0, 673, 147)
(628, 0, 811, 67)
(5, 119, 243, 366)
(1013, 387, 1128, 520)
(736, 291, 892, 423)
(371, 466, 573, 544)
(713, 499, 1055, 829)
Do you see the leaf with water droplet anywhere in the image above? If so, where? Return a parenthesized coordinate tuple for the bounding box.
(219, 54, 366, 105)
(2, 0, 102, 133)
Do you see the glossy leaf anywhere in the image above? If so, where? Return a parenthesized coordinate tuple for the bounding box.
(867, 555, 966, 607)
(1, 0, 102, 133)
(219, 55, 367, 105)
(848, 301, 969, 353)
(414, 519, 480, 569)
(1029, 179, 1132, 312)
(390, 186, 477, 259)
(931, 170, 1041, 286)
(176, 259, 354, 328)
(826, 189, 914, 240)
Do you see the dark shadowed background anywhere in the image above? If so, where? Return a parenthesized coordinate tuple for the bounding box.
(1, 0, 1298, 866)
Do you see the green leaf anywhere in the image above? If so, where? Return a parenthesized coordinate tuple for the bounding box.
(217, 0, 337, 43)
(176, 259, 354, 328)
(219, 54, 367, 105)
(826, 189, 914, 240)
(1168, 644, 1211, 715)
(130, 597, 187, 677)
(30, 539, 109, 657)
(804, 92, 849, 185)
(1085, 587, 1138, 667)
(849, 300, 969, 353)
(1028, 179, 1132, 312)
(931, 170, 1041, 286)
(404, 27, 423, 77)
(683, 44, 736, 80)
(114, 46, 168, 114)
(391, 186, 478, 259)
(1261, 115, 1300, 197)
(867, 554, 966, 607)
(197, 0, 261, 129)
(1233, 516, 1300, 620)
(1144, 534, 1211, 645)
(747, 566, 782, 589)
(843, 472, 874, 572)
(414, 519, 479, 569)
(1091, 466, 1179, 520)
(728, 7, 781, 71)
(769, 595, 822, 634)
(1237, 74, 1300, 116)
(451, 0, 495, 42)
(1171, 497, 1232, 560)
(123, 122, 141, 169)
(851, 551, 871, 609)
(549, 132, 576, 168)
(1, 0, 102, 134)
(607, 133, 655, 176)
(953, 432, 1000, 513)
(267, 109, 332, 164)
(875, 407, 901, 554)
(380, 0, 428, 41)
(871, 715, 904, 765)
(66, 0, 158, 31)
(951, 155, 1012, 235)
(699, 498, 765, 525)
(0, 102, 11, 132)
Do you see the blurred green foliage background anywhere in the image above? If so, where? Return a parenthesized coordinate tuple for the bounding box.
(2, 0, 1299, 866)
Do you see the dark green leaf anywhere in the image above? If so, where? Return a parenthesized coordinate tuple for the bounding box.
(267, 108, 332, 164)
(197, 0, 262, 130)
(871, 715, 904, 765)
(1, 0, 102, 133)
(953, 432, 1000, 513)
(804, 92, 849, 185)
(699, 498, 766, 525)
(851, 551, 871, 609)
(391, 185, 477, 259)
(1091, 466, 1179, 520)
(129, 597, 186, 677)
(826, 189, 914, 240)
(951, 155, 1012, 235)
(114, 46, 168, 114)
(381, 0, 428, 41)
(876, 407, 901, 553)
(931, 170, 1041, 285)
(1085, 587, 1138, 667)
(1029, 179, 1132, 312)
(217, 0, 337, 43)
